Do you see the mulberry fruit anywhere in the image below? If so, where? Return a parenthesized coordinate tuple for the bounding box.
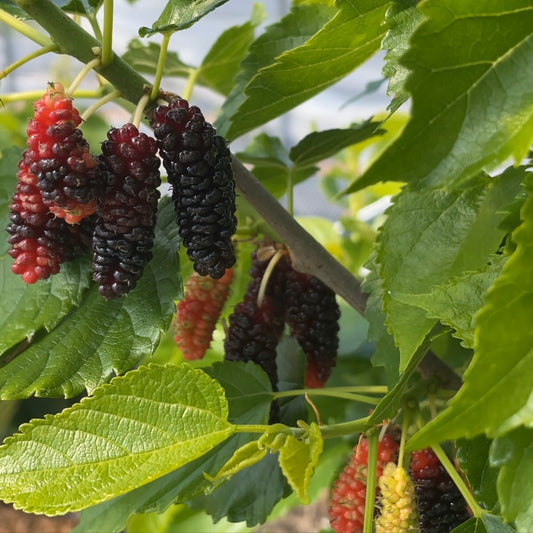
(328, 434, 399, 533)
(6, 153, 93, 283)
(92, 123, 161, 299)
(285, 269, 340, 388)
(174, 268, 234, 360)
(26, 82, 101, 223)
(224, 249, 288, 390)
(151, 96, 237, 279)
(375, 463, 417, 533)
(410, 448, 470, 533)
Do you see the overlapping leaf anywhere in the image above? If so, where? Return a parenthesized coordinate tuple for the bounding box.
(0, 364, 234, 514)
(0, 197, 181, 399)
(222, 0, 389, 140)
(407, 174, 533, 449)
(346, 0, 533, 193)
(378, 171, 521, 370)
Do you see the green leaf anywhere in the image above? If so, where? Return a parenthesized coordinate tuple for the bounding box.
(196, 6, 264, 96)
(139, 0, 229, 37)
(378, 172, 520, 370)
(278, 422, 322, 504)
(289, 121, 384, 170)
(0, 1, 28, 18)
(407, 173, 533, 449)
(0, 197, 181, 399)
(492, 427, 533, 531)
(390, 255, 507, 349)
(60, 0, 102, 16)
(210, 440, 268, 482)
(223, 0, 390, 140)
(215, 2, 337, 138)
(381, 0, 423, 112)
(0, 364, 234, 514)
(347, 0, 533, 193)
(122, 39, 192, 78)
(453, 515, 516, 533)
(74, 361, 272, 533)
(0, 146, 22, 249)
(457, 436, 499, 511)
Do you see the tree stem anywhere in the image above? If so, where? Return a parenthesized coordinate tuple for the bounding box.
(232, 157, 367, 314)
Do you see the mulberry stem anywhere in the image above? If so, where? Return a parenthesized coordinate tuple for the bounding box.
(80, 88, 121, 121)
(183, 67, 199, 101)
(1, 44, 58, 80)
(132, 93, 151, 128)
(0, 8, 52, 46)
(101, 0, 114, 67)
(363, 429, 379, 533)
(150, 32, 171, 101)
(67, 57, 101, 95)
(431, 443, 482, 518)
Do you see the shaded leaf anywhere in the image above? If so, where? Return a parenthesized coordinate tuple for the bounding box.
(139, 0, 229, 37)
(0, 197, 181, 399)
(223, 0, 390, 140)
(0, 364, 234, 514)
(347, 0, 533, 193)
(407, 173, 533, 449)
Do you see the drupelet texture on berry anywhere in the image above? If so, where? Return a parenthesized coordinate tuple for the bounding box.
(285, 269, 340, 388)
(26, 82, 101, 224)
(410, 448, 470, 533)
(92, 123, 161, 299)
(328, 434, 400, 533)
(6, 152, 93, 283)
(150, 96, 237, 279)
(174, 268, 234, 360)
(224, 249, 288, 390)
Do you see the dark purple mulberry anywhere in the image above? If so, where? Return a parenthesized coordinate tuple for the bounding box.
(92, 123, 161, 299)
(410, 448, 471, 533)
(150, 96, 237, 279)
(6, 153, 93, 283)
(224, 249, 289, 390)
(26, 82, 101, 224)
(285, 269, 340, 388)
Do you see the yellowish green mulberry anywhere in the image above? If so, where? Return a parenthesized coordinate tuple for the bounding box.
(375, 462, 418, 533)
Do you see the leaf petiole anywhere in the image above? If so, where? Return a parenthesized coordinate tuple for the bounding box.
(1, 44, 58, 80)
(363, 429, 379, 533)
(101, 0, 114, 66)
(150, 32, 172, 101)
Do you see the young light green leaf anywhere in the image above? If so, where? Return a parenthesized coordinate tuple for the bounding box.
(74, 361, 273, 533)
(215, 2, 336, 138)
(210, 441, 267, 482)
(289, 121, 383, 170)
(0, 197, 181, 399)
(390, 255, 507, 349)
(196, 7, 264, 96)
(381, 0, 423, 112)
(491, 428, 533, 531)
(122, 39, 192, 77)
(278, 422, 323, 504)
(224, 0, 390, 140)
(0, 364, 234, 515)
(139, 0, 229, 37)
(346, 0, 533, 193)
(378, 172, 521, 370)
(407, 174, 533, 449)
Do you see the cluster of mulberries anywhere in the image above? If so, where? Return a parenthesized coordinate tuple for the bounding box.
(328, 434, 400, 533)
(174, 268, 234, 360)
(92, 123, 161, 299)
(328, 438, 471, 533)
(410, 448, 470, 533)
(223, 244, 340, 391)
(26, 82, 101, 223)
(150, 96, 237, 279)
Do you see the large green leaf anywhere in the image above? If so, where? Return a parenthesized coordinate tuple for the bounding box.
(346, 0, 533, 193)
(0, 364, 234, 514)
(0, 197, 181, 399)
(407, 173, 533, 449)
(492, 428, 533, 531)
(378, 171, 521, 369)
(74, 361, 272, 533)
(223, 0, 390, 140)
(391, 255, 506, 349)
(139, 0, 229, 37)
